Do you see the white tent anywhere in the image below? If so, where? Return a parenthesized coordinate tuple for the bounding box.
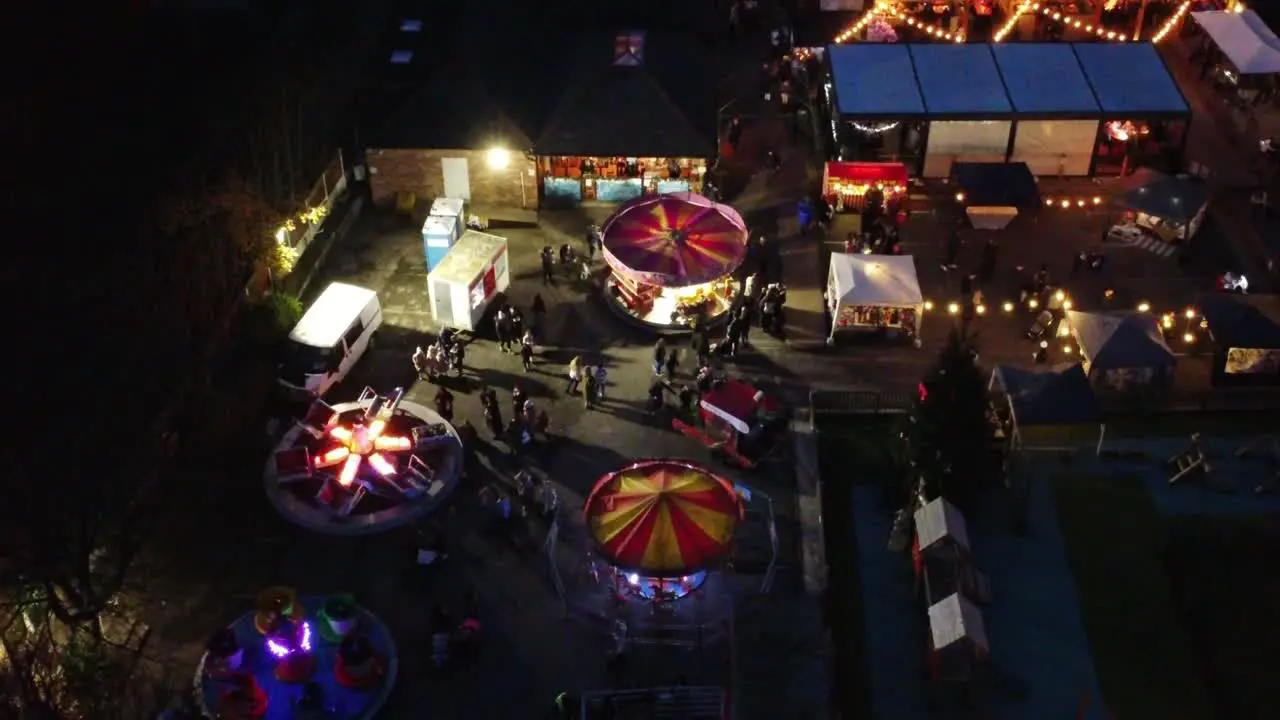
(826, 254, 924, 340)
(1193, 10, 1280, 75)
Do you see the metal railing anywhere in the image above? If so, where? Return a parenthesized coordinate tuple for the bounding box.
(809, 389, 914, 417)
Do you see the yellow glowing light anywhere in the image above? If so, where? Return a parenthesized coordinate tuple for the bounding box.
(486, 147, 511, 170)
(1063, 345, 1074, 354)
(1077, 199, 1086, 207)
(976, 304, 987, 315)
(1153, 2, 1193, 44)
(994, 2, 1032, 42)
(275, 227, 289, 245)
(1028, 298, 1040, 309)
(1092, 196, 1102, 205)
(1054, 290, 1066, 302)
(1045, 198, 1055, 206)
(1060, 200, 1070, 209)
(947, 302, 961, 315)
(1184, 308, 1196, 319)
(1002, 301, 1015, 313)
(1161, 314, 1175, 329)
(955, 192, 966, 203)
(1062, 300, 1073, 310)
(1183, 332, 1195, 344)
(924, 300, 935, 311)
(1137, 301, 1151, 312)
(1200, 319, 1209, 330)
(1058, 324, 1071, 337)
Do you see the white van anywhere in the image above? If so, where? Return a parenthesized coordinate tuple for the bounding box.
(279, 282, 382, 397)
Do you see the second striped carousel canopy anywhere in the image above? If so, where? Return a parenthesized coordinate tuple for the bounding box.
(600, 192, 749, 288)
(584, 459, 743, 577)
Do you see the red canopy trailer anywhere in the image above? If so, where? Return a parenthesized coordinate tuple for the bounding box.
(824, 161, 909, 215)
(672, 379, 784, 468)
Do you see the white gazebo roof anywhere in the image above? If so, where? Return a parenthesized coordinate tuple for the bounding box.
(928, 593, 989, 653)
(828, 253, 923, 308)
(913, 497, 970, 553)
(1193, 10, 1280, 75)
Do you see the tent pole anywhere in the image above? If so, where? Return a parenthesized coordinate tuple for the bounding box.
(1096, 422, 1107, 457)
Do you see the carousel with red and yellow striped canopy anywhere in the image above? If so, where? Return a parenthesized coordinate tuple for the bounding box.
(602, 193, 748, 330)
(584, 459, 743, 601)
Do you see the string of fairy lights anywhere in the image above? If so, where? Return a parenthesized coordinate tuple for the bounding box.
(917, 290, 1210, 354)
(839, 0, 1193, 45)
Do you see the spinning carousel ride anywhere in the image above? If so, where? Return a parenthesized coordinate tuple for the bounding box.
(584, 460, 743, 602)
(602, 192, 749, 331)
(265, 386, 462, 535)
(195, 589, 397, 720)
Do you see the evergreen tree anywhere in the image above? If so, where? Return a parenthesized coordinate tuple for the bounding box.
(908, 325, 993, 512)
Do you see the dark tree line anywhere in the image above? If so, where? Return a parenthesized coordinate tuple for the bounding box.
(4, 3, 366, 716)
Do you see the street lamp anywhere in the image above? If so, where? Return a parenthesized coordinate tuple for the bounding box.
(487, 147, 511, 170)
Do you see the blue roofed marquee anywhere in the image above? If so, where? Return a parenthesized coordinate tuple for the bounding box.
(827, 44, 925, 116)
(991, 43, 1100, 115)
(908, 44, 1012, 115)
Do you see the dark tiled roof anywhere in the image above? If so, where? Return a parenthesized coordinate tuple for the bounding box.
(535, 31, 718, 158)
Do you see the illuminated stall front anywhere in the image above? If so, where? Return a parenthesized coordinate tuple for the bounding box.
(536, 31, 717, 206)
(823, 161, 909, 214)
(602, 193, 748, 331)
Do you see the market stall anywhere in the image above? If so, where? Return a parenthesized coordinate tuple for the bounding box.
(1198, 293, 1280, 386)
(1112, 168, 1209, 242)
(826, 253, 923, 343)
(427, 230, 510, 331)
(952, 162, 1041, 230)
(602, 192, 748, 330)
(990, 43, 1102, 177)
(911, 44, 1014, 178)
(989, 363, 1104, 451)
(1065, 310, 1177, 392)
(823, 161, 909, 214)
(583, 459, 743, 602)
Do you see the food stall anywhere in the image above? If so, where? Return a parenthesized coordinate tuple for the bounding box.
(1112, 168, 1209, 243)
(602, 192, 749, 330)
(826, 254, 924, 343)
(823, 161, 909, 214)
(541, 157, 707, 204)
(427, 230, 510, 332)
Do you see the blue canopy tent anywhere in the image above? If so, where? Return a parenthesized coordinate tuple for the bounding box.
(827, 44, 925, 117)
(992, 43, 1102, 176)
(1065, 310, 1177, 393)
(990, 364, 1105, 452)
(1072, 43, 1190, 116)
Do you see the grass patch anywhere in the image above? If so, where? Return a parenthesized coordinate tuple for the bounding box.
(815, 414, 901, 720)
(1051, 475, 1213, 720)
(1166, 516, 1280, 718)
(1103, 410, 1280, 439)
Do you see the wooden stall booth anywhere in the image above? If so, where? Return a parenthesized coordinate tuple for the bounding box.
(542, 156, 708, 204)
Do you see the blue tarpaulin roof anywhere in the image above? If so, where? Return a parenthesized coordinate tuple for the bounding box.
(991, 43, 1100, 114)
(1072, 43, 1189, 115)
(909, 44, 1012, 115)
(828, 44, 925, 115)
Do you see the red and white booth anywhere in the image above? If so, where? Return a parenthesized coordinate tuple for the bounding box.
(823, 161, 909, 214)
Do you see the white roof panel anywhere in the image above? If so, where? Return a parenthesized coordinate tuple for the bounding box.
(829, 254, 923, 307)
(430, 197, 466, 218)
(288, 282, 377, 348)
(928, 593, 989, 653)
(1193, 10, 1280, 75)
(428, 230, 508, 287)
(914, 497, 970, 553)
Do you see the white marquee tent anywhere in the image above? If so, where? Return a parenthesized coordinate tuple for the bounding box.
(1193, 10, 1280, 75)
(826, 253, 924, 340)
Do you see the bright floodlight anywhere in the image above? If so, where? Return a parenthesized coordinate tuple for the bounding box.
(487, 148, 511, 169)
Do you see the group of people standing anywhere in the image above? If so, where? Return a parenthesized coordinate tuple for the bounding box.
(565, 356, 608, 410)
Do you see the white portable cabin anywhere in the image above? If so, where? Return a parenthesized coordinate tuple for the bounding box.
(914, 497, 970, 557)
(427, 230, 510, 331)
(927, 592, 989, 681)
(430, 197, 466, 238)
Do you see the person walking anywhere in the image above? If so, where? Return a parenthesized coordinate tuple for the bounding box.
(566, 356, 582, 395)
(483, 397, 503, 437)
(594, 363, 609, 401)
(510, 384, 526, 421)
(532, 293, 547, 327)
(664, 349, 680, 382)
(737, 304, 752, 346)
(582, 367, 597, 410)
(433, 385, 454, 423)
(520, 330, 535, 372)
(652, 339, 668, 376)
(540, 246, 555, 284)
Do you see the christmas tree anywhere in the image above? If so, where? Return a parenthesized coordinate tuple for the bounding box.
(908, 325, 993, 513)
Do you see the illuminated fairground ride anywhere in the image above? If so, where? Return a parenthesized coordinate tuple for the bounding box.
(582, 460, 746, 603)
(195, 588, 397, 719)
(602, 193, 749, 332)
(266, 386, 462, 535)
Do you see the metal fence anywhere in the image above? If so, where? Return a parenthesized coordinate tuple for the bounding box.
(809, 389, 914, 418)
